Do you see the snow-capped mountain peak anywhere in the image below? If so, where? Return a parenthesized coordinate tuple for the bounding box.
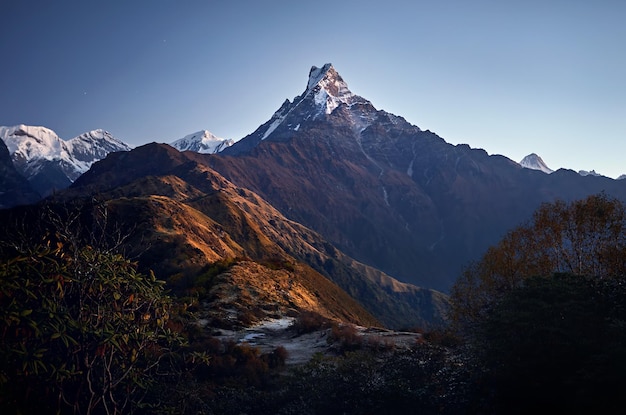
(519, 153, 554, 174)
(70, 129, 125, 146)
(307, 64, 334, 91)
(169, 130, 234, 154)
(305, 63, 369, 115)
(578, 169, 603, 177)
(306, 64, 352, 99)
(0, 124, 131, 195)
(65, 129, 132, 169)
(0, 125, 63, 162)
(237, 63, 376, 144)
(223, 63, 422, 156)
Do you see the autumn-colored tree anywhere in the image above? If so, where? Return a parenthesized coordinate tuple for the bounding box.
(450, 194, 626, 330)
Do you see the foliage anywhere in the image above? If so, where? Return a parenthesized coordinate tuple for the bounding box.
(0, 218, 186, 414)
(450, 193, 626, 331)
(259, 258, 296, 272)
(328, 323, 362, 352)
(171, 338, 289, 415)
(448, 194, 626, 412)
(277, 346, 471, 415)
(291, 310, 332, 334)
(167, 257, 240, 299)
(470, 274, 626, 413)
(189, 344, 471, 415)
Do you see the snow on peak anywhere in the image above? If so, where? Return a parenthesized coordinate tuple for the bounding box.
(307, 63, 335, 91)
(65, 130, 131, 168)
(170, 130, 234, 154)
(71, 129, 120, 143)
(519, 153, 553, 174)
(68, 129, 130, 153)
(305, 63, 367, 115)
(0, 124, 131, 181)
(0, 125, 64, 162)
(579, 169, 603, 177)
(253, 63, 373, 142)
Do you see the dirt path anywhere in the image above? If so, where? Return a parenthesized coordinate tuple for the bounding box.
(213, 317, 423, 366)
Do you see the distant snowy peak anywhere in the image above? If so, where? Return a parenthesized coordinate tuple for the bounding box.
(519, 153, 554, 174)
(0, 125, 129, 163)
(170, 130, 234, 154)
(70, 129, 128, 147)
(519, 154, 615, 178)
(578, 169, 602, 177)
(67, 129, 132, 165)
(0, 125, 63, 163)
(0, 124, 131, 184)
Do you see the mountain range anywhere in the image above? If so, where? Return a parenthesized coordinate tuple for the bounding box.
(0, 109, 617, 207)
(0, 125, 131, 197)
(2, 63, 626, 328)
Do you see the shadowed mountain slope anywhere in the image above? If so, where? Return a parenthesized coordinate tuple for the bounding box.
(60, 143, 448, 328)
(0, 139, 39, 209)
(202, 64, 626, 291)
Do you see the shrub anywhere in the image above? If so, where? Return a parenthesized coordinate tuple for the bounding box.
(329, 323, 362, 352)
(265, 346, 289, 369)
(0, 243, 183, 414)
(292, 310, 332, 334)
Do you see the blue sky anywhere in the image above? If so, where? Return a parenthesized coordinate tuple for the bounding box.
(1, 0, 625, 177)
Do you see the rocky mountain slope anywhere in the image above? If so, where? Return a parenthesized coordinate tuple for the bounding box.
(65, 142, 448, 328)
(204, 64, 626, 291)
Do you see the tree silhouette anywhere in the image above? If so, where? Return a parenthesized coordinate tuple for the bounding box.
(450, 193, 626, 331)
(449, 194, 626, 412)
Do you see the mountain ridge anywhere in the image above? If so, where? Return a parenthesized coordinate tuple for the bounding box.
(66, 141, 448, 328)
